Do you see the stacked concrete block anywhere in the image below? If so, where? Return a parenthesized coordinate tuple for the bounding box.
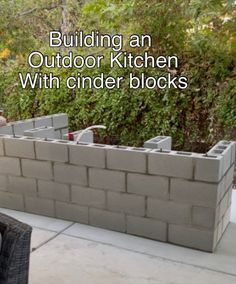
(107, 192, 145, 216)
(38, 180, 70, 202)
(0, 175, 7, 191)
(24, 126, 55, 139)
(72, 185, 106, 209)
(149, 150, 194, 179)
(207, 140, 235, 172)
(127, 173, 169, 199)
(0, 124, 14, 135)
(70, 143, 107, 168)
(144, 136, 172, 150)
(51, 113, 68, 140)
(8, 176, 37, 197)
(0, 136, 5, 156)
(25, 196, 55, 217)
(0, 157, 21, 175)
(89, 168, 125, 192)
(0, 113, 69, 140)
(4, 136, 36, 159)
(34, 116, 53, 128)
(127, 216, 167, 241)
(54, 163, 87, 186)
(51, 113, 68, 129)
(0, 135, 234, 252)
(194, 154, 223, 183)
(90, 208, 126, 232)
(60, 128, 69, 139)
(12, 120, 34, 136)
(0, 191, 24, 211)
(55, 202, 89, 224)
(35, 140, 69, 162)
(147, 199, 192, 225)
(21, 159, 53, 180)
(107, 146, 149, 173)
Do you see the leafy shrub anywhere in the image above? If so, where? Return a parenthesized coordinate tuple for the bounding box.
(0, 0, 235, 151)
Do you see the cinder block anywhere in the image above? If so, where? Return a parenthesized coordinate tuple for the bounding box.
(8, 176, 37, 196)
(194, 155, 223, 182)
(51, 113, 68, 129)
(208, 144, 232, 176)
(0, 191, 24, 211)
(127, 216, 167, 241)
(192, 206, 216, 229)
(55, 201, 88, 224)
(22, 159, 53, 180)
(54, 163, 87, 186)
(222, 147, 232, 175)
(215, 221, 223, 245)
(89, 208, 126, 232)
(168, 224, 215, 252)
(63, 130, 93, 143)
(70, 144, 106, 168)
(230, 141, 236, 165)
(144, 136, 172, 150)
(0, 175, 7, 191)
(214, 204, 221, 227)
(217, 180, 225, 203)
(89, 168, 125, 192)
(54, 129, 61, 139)
(228, 186, 233, 207)
(60, 128, 68, 138)
(38, 180, 70, 202)
(0, 157, 21, 175)
(13, 120, 34, 135)
(35, 140, 68, 162)
(144, 141, 157, 149)
(0, 124, 14, 135)
(24, 126, 55, 139)
(107, 147, 148, 173)
(219, 191, 229, 221)
(4, 137, 35, 159)
(107, 192, 145, 216)
(148, 151, 194, 179)
(224, 165, 234, 192)
(34, 116, 53, 128)
(127, 173, 169, 199)
(211, 140, 235, 167)
(0, 138, 4, 156)
(25, 197, 55, 217)
(71, 185, 106, 209)
(222, 206, 231, 234)
(170, 178, 219, 208)
(147, 198, 191, 225)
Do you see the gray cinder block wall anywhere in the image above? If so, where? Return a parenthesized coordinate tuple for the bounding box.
(0, 133, 234, 252)
(0, 113, 68, 140)
(24, 126, 55, 139)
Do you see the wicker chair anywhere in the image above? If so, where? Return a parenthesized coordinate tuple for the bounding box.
(0, 213, 32, 284)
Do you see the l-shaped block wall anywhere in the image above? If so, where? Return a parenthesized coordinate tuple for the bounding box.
(0, 114, 235, 252)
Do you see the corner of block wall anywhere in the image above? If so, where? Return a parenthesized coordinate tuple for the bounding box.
(193, 154, 224, 183)
(207, 140, 234, 177)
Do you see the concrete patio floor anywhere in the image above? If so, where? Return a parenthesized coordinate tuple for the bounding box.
(1, 190, 236, 284)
